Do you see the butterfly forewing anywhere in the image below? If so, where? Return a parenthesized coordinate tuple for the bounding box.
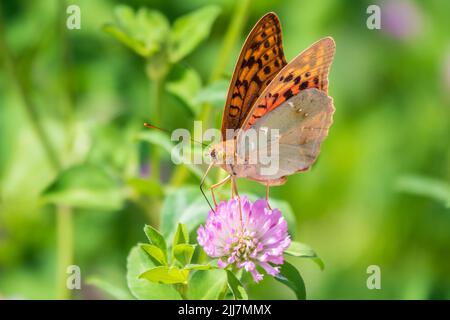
(242, 37, 336, 129)
(220, 12, 287, 139)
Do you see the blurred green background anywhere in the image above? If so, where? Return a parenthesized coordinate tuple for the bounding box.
(1, 0, 449, 299)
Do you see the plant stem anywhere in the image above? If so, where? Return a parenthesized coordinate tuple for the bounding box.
(210, 0, 252, 83)
(200, 0, 252, 126)
(56, 205, 73, 299)
(0, 5, 74, 299)
(150, 76, 164, 182)
(170, 0, 252, 187)
(0, 18, 61, 170)
(218, 280, 229, 300)
(174, 283, 189, 299)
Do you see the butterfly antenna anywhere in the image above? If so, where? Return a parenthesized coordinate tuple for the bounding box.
(200, 161, 215, 213)
(144, 122, 209, 147)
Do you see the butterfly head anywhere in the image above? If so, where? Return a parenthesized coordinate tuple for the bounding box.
(207, 140, 236, 166)
(207, 144, 223, 164)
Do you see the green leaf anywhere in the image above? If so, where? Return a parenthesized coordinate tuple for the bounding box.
(144, 225, 167, 255)
(160, 186, 211, 239)
(42, 164, 125, 210)
(168, 6, 221, 62)
(275, 261, 306, 300)
(137, 131, 207, 182)
(226, 271, 248, 300)
(193, 79, 229, 108)
(86, 277, 134, 300)
(173, 223, 190, 246)
(173, 243, 195, 265)
(166, 67, 202, 115)
(140, 244, 167, 265)
(139, 266, 189, 284)
(126, 246, 181, 299)
(284, 241, 324, 270)
(397, 175, 450, 208)
(187, 269, 227, 299)
(103, 6, 169, 57)
(127, 177, 163, 197)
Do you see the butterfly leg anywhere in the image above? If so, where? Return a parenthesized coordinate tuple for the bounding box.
(265, 182, 272, 210)
(210, 175, 231, 207)
(231, 176, 244, 229)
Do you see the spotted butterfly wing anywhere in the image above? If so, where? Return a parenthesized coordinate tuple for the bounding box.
(220, 12, 287, 139)
(242, 37, 336, 129)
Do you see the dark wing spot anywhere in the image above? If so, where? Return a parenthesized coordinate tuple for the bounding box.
(246, 56, 255, 67)
(305, 72, 311, 77)
(274, 59, 280, 68)
(242, 80, 249, 89)
(264, 40, 270, 48)
(272, 48, 277, 54)
(253, 75, 263, 86)
(261, 31, 267, 38)
(300, 81, 309, 90)
(251, 42, 261, 50)
(279, 75, 284, 81)
(263, 66, 271, 75)
(284, 74, 293, 82)
(257, 104, 267, 109)
(313, 77, 319, 85)
(272, 92, 279, 102)
(263, 53, 269, 60)
(294, 76, 301, 84)
(231, 92, 241, 98)
(283, 89, 294, 99)
(257, 58, 263, 69)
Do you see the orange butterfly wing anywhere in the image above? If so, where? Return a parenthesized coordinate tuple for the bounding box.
(220, 12, 287, 139)
(242, 37, 336, 129)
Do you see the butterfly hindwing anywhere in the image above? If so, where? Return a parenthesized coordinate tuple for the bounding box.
(238, 88, 334, 181)
(242, 37, 336, 129)
(221, 12, 287, 139)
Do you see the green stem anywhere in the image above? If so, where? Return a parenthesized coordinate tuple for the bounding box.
(0, 5, 74, 299)
(200, 0, 252, 126)
(174, 283, 189, 300)
(150, 77, 165, 182)
(56, 205, 73, 299)
(170, 0, 252, 187)
(218, 280, 229, 300)
(57, 0, 76, 131)
(209, 0, 252, 83)
(0, 17, 61, 170)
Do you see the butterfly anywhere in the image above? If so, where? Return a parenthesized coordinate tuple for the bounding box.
(200, 12, 336, 212)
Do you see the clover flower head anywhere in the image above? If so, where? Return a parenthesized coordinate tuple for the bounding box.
(197, 196, 291, 282)
(383, 0, 422, 41)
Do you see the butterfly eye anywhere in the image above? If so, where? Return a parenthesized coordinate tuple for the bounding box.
(210, 149, 217, 159)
